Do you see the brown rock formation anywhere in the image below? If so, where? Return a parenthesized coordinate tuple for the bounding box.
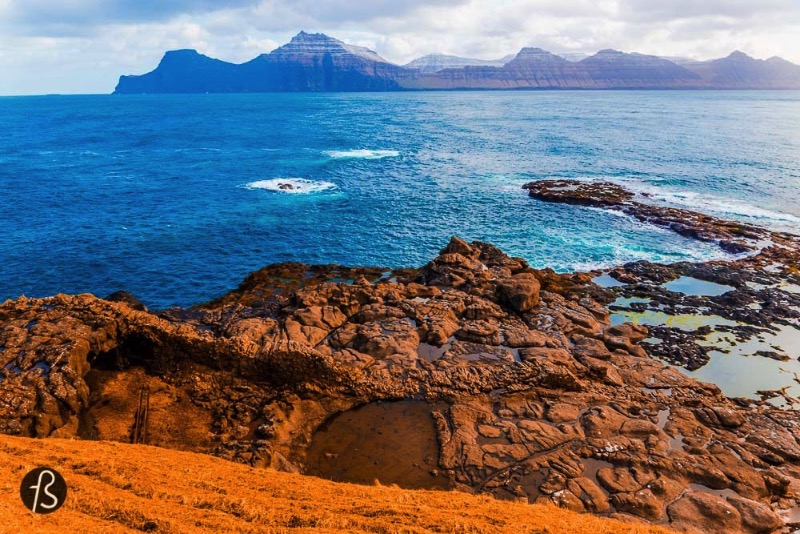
(1, 236, 798, 533)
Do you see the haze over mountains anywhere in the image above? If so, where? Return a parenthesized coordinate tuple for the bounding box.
(404, 53, 517, 73)
(114, 31, 800, 93)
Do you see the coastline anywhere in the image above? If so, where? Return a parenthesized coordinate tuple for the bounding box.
(525, 179, 800, 405)
(3, 90, 798, 312)
(1, 181, 799, 532)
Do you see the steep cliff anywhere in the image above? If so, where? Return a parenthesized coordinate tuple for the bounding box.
(402, 48, 702, 89)
(115, 32, 407, 93)
(684, 51, 800, 89)
(403, 48, 587, 89)
(115, 49, 244, 94)
(236, 31, 407, 91)
(114, 31, 800, 93)
(576, 49, 702, 88)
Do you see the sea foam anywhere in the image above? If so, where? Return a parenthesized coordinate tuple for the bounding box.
(244, 178, 337, 194)
(638, 188, 800, 224)
(324, 149, 400, 160)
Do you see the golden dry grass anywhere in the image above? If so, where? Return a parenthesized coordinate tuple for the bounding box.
(0, 435, 672, 534)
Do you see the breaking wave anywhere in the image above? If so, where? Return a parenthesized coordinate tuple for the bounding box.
(634, 187, 800, 224)
(324, 149, 400, 160)
(243, 178, 337, 194)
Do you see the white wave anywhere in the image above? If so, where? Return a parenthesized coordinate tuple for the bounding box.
(566, 245, 728, 274)
(243, 178, 337, 194)
(324, 149, 400, 160)
(631, 185, 800, 224)
(586, 206, 631, 218)
(566, 259, 632, 273)
(563, 223, 734, 273)
(568, 176, 800, 235)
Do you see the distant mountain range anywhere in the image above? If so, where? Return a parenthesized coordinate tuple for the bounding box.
(404, 53, 517, 73)
(114, 31, 800, 93)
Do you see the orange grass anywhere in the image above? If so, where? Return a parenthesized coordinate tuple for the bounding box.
(0, 435, 672, 533)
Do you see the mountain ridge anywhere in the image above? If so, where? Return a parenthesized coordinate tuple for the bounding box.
(114, 31, 800, 93)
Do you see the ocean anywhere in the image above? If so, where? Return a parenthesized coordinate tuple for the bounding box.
(1, 91, 798, 309)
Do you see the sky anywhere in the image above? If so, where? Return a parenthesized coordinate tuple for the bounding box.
(1, 0, 799, 95)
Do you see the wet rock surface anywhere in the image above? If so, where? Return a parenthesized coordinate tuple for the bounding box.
(524, 180, 768, 254)
(305, 400, 448, 489)
(1, 229, 800, 532)
(527, 179, 800, 404)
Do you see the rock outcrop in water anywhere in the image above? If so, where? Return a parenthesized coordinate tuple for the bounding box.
(114, 32, 800, 93)
(2, 226, 800, 531)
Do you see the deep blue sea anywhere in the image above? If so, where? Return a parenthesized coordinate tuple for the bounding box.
(1, 91, 799, 309)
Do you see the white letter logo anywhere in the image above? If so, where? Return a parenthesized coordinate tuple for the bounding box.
(20, 467, 67, 514)
(30, 469, 59, 513)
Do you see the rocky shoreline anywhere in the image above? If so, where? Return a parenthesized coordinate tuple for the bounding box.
(525, 180, 800, 398)
(1, 181, 799, 532)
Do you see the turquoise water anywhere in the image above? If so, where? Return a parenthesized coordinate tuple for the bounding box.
(1, 91, 799, 309)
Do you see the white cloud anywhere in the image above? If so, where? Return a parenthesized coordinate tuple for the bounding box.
(6, 0, 259, 29)
(619, 0, 796, 22)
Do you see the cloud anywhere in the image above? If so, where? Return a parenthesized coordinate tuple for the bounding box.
(8, 0, 258, 28)
(264, 0, 467, 25)
(4, 0, 471, 35)
(619, 0, 799, 22)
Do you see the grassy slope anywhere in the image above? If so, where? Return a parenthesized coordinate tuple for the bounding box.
(0, 435, 671, 533)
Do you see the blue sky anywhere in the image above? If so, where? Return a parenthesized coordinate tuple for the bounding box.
(1, 0, 799, 94)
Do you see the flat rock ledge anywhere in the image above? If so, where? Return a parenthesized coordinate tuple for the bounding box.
(523, 179, 769, 254)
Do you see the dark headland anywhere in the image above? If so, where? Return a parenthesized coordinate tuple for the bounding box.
(2, 181, 799, 532)
(114, 31, 800, 93)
